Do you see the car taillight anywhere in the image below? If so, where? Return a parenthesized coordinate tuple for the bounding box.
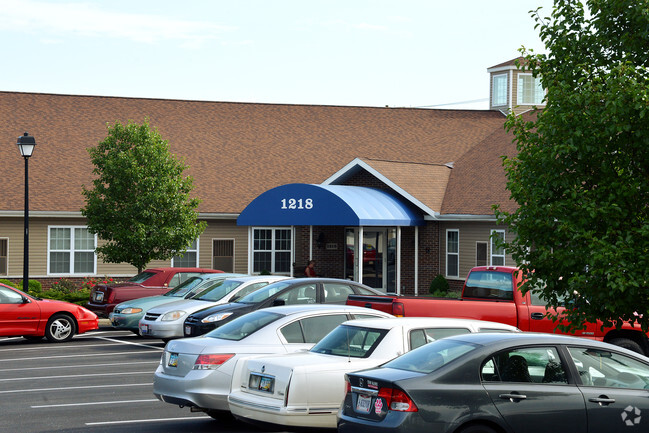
(392, 302, 405, 317)
(193, 353, 235, 370)
(378, 387, 418, 412)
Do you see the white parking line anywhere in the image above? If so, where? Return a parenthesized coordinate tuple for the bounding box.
(32, 399, 158, 408)
(92, 336, 164, 350)
(0, 371, 153, 382)
(0, 350, 160, 362)
(86, 416, 210, 426)
(0, 383, 152, 394)
(0, 361, 157, 372)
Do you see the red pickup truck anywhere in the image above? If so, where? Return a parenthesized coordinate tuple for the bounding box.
(86, 267, 222, 317)
(346, 265, 649, 356)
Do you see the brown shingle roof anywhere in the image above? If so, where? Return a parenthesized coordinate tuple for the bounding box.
(0, 91, 511, 216)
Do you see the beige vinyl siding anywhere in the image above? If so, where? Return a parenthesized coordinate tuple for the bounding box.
(1, 218, 24, 277)
(439, 222, 514, 281)
(1, 216, 249, 279)
(199, 219, 249, 273)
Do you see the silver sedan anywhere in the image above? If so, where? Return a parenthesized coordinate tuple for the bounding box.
(153, 304, 393, 421)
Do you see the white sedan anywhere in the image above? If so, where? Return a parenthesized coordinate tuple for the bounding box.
(228, 317, 520, 429)
(153, 304, 393, 420)
(138, 275, 290, 339)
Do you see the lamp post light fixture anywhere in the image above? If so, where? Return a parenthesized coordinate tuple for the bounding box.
(17, 132, 36, 292)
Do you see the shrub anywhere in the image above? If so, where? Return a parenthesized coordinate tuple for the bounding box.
(0, 278, 17, 288)
(429, 274, 450, 296)
(43, 278, 90, 306)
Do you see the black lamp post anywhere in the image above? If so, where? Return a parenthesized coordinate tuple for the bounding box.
(17, 132, 36, 292)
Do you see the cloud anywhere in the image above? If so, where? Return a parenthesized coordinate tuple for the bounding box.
(0, 0, 234, 46)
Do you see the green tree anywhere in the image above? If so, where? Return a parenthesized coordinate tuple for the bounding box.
(496, 0, 649, 332)
(81, 119, 206, 273)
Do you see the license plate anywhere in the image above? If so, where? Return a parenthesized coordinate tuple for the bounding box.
(184, 325, 191, 335)
(168, 353, 179, 367)
(250, 373, 274, 393)
(94, 292, 104, 302)
(139, 324, 149, 335)
(355, 394, 372, 414)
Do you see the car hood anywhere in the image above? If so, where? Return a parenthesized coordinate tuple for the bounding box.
(147, 298, 212, 315)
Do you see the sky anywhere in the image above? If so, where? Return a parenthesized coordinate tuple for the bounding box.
(1, 0, 554, 110)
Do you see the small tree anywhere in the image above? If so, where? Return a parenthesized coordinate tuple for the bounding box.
(81, 119, 206, 272)
(496, 0, 649, 332)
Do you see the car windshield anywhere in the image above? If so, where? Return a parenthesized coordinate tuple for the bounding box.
(127, 271, 156, 284)
(193, 280, 243, 302)
(163, 276, 205, 297)
(206, 310, 282, 341)
(236, 280, 295, 304)
(384, 338, 479, 374)
(310, 325, 387, 358)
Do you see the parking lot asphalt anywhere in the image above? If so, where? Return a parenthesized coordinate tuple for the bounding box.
(0, 323, 323, 433)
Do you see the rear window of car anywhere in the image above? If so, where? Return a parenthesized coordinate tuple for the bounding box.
(384, 339, 478, 374)
(463, 271, 513, 300)
(127, 271, 156, 283)
(206, 310, 283, 341)
(237, 280, 295, 304)
(310, 325, 388, 358)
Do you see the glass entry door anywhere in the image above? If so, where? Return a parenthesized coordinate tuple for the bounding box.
(344, 228, 397, 293)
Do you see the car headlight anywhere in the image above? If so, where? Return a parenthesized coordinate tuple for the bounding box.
(201, 312, 233, 323)
(161, 310, 186, 321)
(121, 307, 143, 315)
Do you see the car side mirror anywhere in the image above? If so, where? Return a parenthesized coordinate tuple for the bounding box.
(273, 299, 286, 306)
(22, 296, 30, 304)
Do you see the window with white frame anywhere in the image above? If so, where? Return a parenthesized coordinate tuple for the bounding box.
(490, 230, 506, 266)
(446, 230, 459, 278)
(517, 73, 544, 105)
(48, 227, 96, 274)
(492, 73, 508, 106)
(253, 228, 291, 274)
(172, 239, 199, 267)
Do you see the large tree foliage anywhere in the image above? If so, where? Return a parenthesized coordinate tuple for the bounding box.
(81, 119, 206, 273)
(496, 0, 649, 331)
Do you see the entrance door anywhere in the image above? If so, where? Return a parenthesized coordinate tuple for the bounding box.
(344, 228, 397, 293)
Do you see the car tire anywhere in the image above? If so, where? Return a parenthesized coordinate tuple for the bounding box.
(609, 338, 643, 355)
(45, 313, 76, 343)
(459, 425, 498, 433)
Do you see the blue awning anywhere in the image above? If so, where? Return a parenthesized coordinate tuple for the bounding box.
(237, 183, 424, 226)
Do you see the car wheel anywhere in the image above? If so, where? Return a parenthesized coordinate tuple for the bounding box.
(45, 314, 76, 342)
(609, 338, 643, 355)
(459, 425, 498, 433)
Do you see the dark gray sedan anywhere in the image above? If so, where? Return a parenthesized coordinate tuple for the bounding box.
(338, 333, 649, 433)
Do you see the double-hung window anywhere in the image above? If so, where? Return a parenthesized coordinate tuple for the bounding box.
(446, 230, 459, 278)
(48, 227, 96, 275)
(173, 239, 199, 267)
(253, 228, 291, 274)
(517, 73, 544, 105)
(490, 230, 506, 266)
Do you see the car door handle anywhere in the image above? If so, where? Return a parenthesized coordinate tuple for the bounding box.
(499, 393, 527, 402)
(530, 312, 544, 320)
(589, 396, 615, 406)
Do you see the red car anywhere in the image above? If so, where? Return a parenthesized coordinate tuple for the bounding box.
(0, 283, 98, 342)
